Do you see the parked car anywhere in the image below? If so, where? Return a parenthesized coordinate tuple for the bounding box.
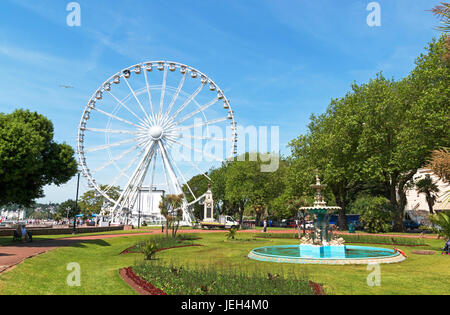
(280, 219, 298, 228)
(403, 220, 421, 230)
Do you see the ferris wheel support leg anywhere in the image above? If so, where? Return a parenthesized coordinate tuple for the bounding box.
(158, 141, 193, 225)
(112, 142, 156, 221)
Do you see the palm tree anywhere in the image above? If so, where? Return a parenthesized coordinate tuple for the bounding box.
(159, 194, 184, 238)
(426, 148, 450, 183)
(430, 212, 450, 240)
(431, 3, 450, 62)
(432, 2, 450, 32)
(415, 175, 440, 214)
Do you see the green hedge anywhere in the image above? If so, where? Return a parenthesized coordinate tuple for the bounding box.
(254, 233, 426, 246)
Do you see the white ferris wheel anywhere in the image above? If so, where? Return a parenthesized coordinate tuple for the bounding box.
(76, 61, 237, 224)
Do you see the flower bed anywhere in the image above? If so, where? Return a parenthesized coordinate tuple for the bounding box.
(122, 265, 326, 296)
(309, 280, 326, 295)
(120, 267, 167, 295)
(131, 261, 320, 295)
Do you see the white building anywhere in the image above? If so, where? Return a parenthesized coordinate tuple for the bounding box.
(0, 209, 25, 221)
(405, 168, 449, 222)
(129, 187, 166, 226)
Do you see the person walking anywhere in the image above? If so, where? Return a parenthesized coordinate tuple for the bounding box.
(263, 219, 267, 233)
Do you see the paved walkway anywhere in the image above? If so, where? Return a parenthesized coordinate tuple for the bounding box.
(0, 228, 436, 275)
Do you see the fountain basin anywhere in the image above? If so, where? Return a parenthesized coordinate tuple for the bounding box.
(248, 245, 405, 265)
(300, 244, 346, 258)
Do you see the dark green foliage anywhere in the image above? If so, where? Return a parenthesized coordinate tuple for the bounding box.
(0, 109, 77, 206)
(288, 36, 450, 232)
(351, 196, 392, 233)
(415, 175, 440, 214)
(78, 185, 121, 216)
(57, 199, 81, 220)
(254, 233, 426, 246)
(430, 212, 450, 240)
(182, 174, 210, 219)
(140, 241, 159, 260)
(226, 228, 237, 240)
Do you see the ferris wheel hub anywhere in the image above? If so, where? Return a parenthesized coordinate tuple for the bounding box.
(149, 125, 164, 140)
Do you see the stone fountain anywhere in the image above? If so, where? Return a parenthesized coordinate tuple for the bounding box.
(247, 170, 406, 264)
(299, 170, 346, 258)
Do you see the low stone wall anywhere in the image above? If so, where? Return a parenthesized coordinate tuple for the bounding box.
(0, 225, 124, 237)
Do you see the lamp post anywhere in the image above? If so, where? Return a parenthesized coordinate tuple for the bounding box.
(73, 171, 81, 235)
(137, 187, 141, 229)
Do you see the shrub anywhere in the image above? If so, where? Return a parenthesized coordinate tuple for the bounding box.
(352, 196, 392, 233)
(226, 228, 237, 240)
(130, 235, 195, 255)
(140, 241, 159, 260)
(430, 212, 450, 240)
(254, 233, 425, 246)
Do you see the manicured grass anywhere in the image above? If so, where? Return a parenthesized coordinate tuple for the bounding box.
(0, 235, 153, 295)
(152, 234, 450, 295)
(0, 229, 155, 247)
(0, 232, 449, 295)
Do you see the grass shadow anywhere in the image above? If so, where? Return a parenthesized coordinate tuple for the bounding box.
(1, 238, 111, 249)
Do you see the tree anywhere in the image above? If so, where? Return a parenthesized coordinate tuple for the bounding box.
(426, 148, 450, 183)
(159, 194, 184, 238)
(432, 2, 450, 32)
(432, 2, 450, 61)
(58, 199, 81, 220)
(352, 196, 392, 234)
(342, 36, 448, 231)
(430, 211, 450, 240)
(210, 163, 232, 215)
(78, 185, 121, 216)
(224, 153, 282, 228)
(288, 90, 366, 230)
(415, 175, 440, 214)
(182, 174, 210, 220)
(286, 37, 448, 232)
(0, 109, 77, 206)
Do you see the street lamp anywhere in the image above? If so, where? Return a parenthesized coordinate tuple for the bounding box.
(73, 170, 81, 235)
(137, 187, 141, 229)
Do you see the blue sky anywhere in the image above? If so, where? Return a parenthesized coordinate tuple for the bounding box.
(0, 0, 441, 203)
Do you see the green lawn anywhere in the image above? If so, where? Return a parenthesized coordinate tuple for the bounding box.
(0, 232, 448, 295)
(0, 228, 156, 247)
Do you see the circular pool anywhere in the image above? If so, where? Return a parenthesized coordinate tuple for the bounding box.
(248, 245, 406, 265)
